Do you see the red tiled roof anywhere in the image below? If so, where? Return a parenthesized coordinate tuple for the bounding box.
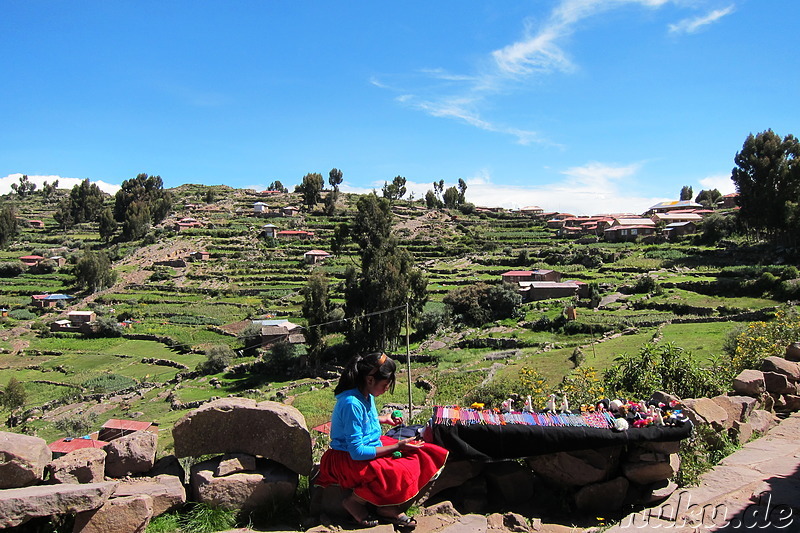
(101, 419, 153, 432)
(49, 437, 108, 454)
(502, 270, 534, 276)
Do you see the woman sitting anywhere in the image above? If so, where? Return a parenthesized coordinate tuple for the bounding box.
(315, 352, 448, 529)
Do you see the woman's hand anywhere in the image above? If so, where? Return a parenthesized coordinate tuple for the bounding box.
(398, 437, 424, 449)
(378, 412, 403, 426)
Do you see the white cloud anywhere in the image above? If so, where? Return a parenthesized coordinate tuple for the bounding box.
(342, 162, 667, 216)
(0, 174, 121, 196)
(699, 173, 736, 194)
(668, 5, 735, 34)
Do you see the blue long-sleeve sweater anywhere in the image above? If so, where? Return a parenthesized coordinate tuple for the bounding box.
(330, 388, 382, 460)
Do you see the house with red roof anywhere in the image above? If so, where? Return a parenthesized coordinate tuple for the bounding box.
(49, 436, 109, 458)
(501, 269, 562, 284)
(303, 249, 331, 265)
(19, 255, 45, 266)
(98, 419, 159, 442)
(276, 230, 314, 240)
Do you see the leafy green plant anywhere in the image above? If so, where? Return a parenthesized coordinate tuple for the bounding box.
(82, 373, 137, 393)
(675, 424, 740, 487)
(176, 503, 238, 533)
(604, 342, 730, 400)
(732, 306, 800, 373)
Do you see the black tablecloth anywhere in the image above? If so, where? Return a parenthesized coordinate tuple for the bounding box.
(430, 422, 693, 461)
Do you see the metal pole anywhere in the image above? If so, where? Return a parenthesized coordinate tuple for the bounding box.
(406, 301, 413, 421)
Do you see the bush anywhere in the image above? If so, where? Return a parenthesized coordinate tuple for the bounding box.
(196, 345, 235, 375)
(82, 374, 137, 393)
(414, 307, 452, 338)
(604, 342, 731, 400)
(443, 282, 522, 327)
(0, 262, 24, 277)
(632, 275, 663, 295)
(8, 309, 36, 320)
(732, 306, 800, 372)
(54, 411, 98, 437)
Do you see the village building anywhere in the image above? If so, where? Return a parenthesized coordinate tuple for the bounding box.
(19, 255, 45, 266)
(501, 269, 562, 283)
(98, 419, 159, 442)
(518, 281, 588, 301)
(188, 251, 210, 261)
(651, 212, 703, 224)
(603, 217, 657, 242)
(175, 217, 203, 231)
(249, 319, 305, 348)
(48, 436, 108, 458)
(31, 293, 74, 308)
(253, 202, 269, 214)
(282, 206, 300, 217)
(645, 200, 703, 214)
(276, 230, 314, 240)
(518, 206, 544, 217)
(717, 193, 739, 209)
(27, 220, 45, 229)
(262, 224, 278, 239)
(303, 249, 331, 264)
(664, 221, 699, 240)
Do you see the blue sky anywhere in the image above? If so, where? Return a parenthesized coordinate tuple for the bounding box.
(2, 1, 798, 215)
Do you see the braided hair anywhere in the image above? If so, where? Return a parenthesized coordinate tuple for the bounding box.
(334, 352, 397, 395)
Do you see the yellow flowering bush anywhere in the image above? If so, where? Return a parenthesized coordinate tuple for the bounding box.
(517, 366, 549, 409)
(560, 366, 605, 407)
(732, 307, 800, 373)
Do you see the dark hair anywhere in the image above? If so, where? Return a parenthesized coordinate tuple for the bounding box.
(334, 352, 396, 395)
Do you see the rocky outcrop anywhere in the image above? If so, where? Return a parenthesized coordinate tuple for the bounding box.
(73, 494, 153, 533)
(191, 455, 297, 510)
(104, 429, 158, 478)
(113, 475, 186, 517)
(46, 447, 106, 484)
(172, 398, 312, 475)
(0, 481, 117, 529)
(0, 431, 52, 489)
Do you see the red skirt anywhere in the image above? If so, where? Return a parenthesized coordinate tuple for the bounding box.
(315, 435, 449, 506)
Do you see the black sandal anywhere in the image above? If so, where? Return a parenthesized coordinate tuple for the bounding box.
(389, 514, 417, 529)
(351, 514, 379, 528)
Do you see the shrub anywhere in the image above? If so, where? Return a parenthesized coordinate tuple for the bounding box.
(732, 306, 800, 372)
(443, 282, 522, 327)
(414, 307, 452, 338)
(0, 262, 24, 277)
(54, 412, 98, 437)
(632, 275, 663, 295)
(560, 366, 605, 408)
(675, 424, 739, 487)
(604, 342, 730, 400)
(8, 309, 36, 320)
(196, 345, 235, 375)
(82, 374, 137, 393)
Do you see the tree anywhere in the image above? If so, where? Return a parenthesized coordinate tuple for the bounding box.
(121, 201, 151, 241)
(296, 173, 324, 209)
(443, 186, 460, 208)
(41, 180, 59, 202)
(442, 282, 522, 327)
(679, 185, 693, 201)
(74, 250, 117, 293)
(331, 223, 350, 255)
(325, 168, 343, 215)
(113, 173, 173, 228)
(343, 194, 428, 351)
(695, 188, 722, 209)
(731, 130, 800, 241)
(10, 175, 36, 197)
(267, 181, 288, 193)
(0, 206, 18, 247)
(457, 178, 468, 204)
(98, 207, 118, 242)
(196, 345, 235, 375)
(381, 176, 407, 204)
(425, 190, 441, 209)
(301, 269, 330, 367)
(1, 377, 26, 412)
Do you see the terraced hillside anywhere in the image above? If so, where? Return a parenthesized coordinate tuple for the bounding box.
(0, 184, 791, 456)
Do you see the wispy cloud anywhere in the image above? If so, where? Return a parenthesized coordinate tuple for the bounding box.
(699, 173, 736, 194)
(0, 174, 121, 196)
(376, 0, 702, 146)
(668, 5, 735, 34)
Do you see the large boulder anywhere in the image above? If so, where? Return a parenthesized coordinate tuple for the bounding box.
(710, 395, 757, 427)
(732, 370, 765, 397)
(574, 476, 629, 513)
(73, 494, 153, 533)
(748, 409, 779, 434)
(682, 398, 728, 430)
(622, 453, 680, 485)
(173, 398, 312, 476)
(46, 447, 106, 484)
(526, 446, 622, 487)
(761, 357, 800, 382)
(104, 430, 158, 478)
(785, 342, 800, 362)
(113, 475, 186, 517)
(0, 481, 117, 529)
(0, 431, 52, 489)
(764, 372, 797, 395)
(190, 456, 297, 511)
